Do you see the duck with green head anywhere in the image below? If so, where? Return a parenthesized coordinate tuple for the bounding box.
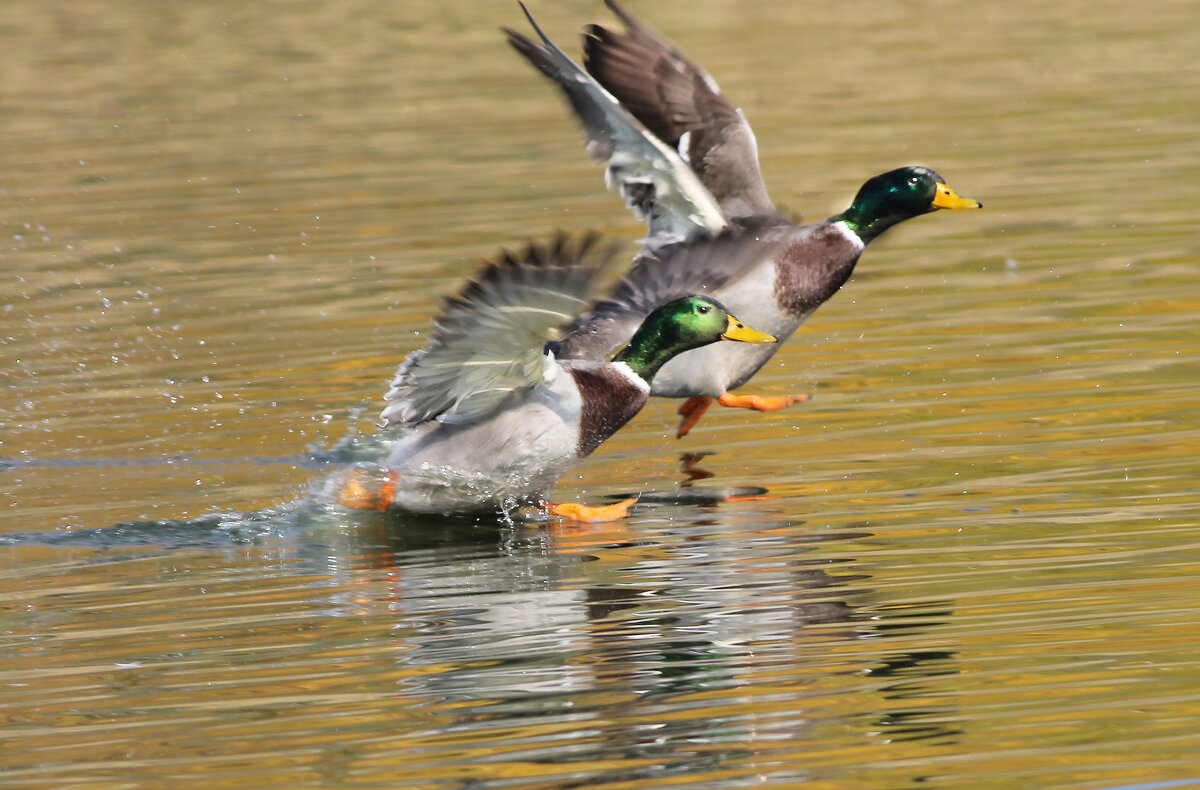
(330, 231, 775, 522)
(505, 1, 982, 436)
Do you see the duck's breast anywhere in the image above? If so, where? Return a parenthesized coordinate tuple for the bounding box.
(564, 360, 650, 457)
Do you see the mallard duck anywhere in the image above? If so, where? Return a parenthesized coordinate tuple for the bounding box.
(504, 1, 982, 436)
(331, 231, 776, 522)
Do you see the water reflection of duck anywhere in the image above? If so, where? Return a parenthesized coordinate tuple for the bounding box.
(331, 232, 775, 522)
(505, 1, 982, 436)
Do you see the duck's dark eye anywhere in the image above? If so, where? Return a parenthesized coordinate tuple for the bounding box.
(696, 305, 711, 314)
(907, 176, 920, 186)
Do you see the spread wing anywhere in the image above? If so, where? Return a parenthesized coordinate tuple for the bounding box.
(504, 3, 728, 253)
(381, 234, 615, 427)
(554, 221, 788, 360)
(583, 0, 780, 222)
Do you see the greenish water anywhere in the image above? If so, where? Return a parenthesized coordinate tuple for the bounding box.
(3, 1, 1199, 788)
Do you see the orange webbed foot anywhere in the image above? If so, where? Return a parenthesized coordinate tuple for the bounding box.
(716, 392, 810, 412)
(676, 396, 715, 438)
(549, 497, 637, 524)
(335, 466, 399, 511)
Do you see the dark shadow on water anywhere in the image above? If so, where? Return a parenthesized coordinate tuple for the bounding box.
(606, 485, 769, 505)
(0, 498, 512, 556)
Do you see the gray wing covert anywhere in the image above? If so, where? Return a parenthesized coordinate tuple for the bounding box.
(554, 221, 786, 360)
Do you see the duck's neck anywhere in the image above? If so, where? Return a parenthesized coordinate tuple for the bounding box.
(829, 206, 905, 245)
(613, 332, 679, 383)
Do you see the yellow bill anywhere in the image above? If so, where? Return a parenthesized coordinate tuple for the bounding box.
(722, 314, 776, 344)
(932, 181, 983, 210)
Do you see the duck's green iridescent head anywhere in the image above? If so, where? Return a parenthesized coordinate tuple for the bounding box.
(615, 295, 776, 382)
(835, 166, 981, 243)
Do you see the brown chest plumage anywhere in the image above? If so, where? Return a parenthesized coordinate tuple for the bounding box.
(773, 225, 865, 317)
(567, 365, 649, 458)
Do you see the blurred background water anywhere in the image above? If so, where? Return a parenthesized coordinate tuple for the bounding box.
(2, 0, 1199, 787)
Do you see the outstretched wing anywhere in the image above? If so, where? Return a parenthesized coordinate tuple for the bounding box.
(554, 220, 787, 361)
(504, 3, 728, 252)
(584, 0, 779, 222)
(381, 235, 615, 427)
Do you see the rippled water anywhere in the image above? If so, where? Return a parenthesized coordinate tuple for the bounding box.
(3, 0, 1199, 787)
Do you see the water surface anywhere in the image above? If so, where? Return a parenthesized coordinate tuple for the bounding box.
(3, 0, 1199, 787)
